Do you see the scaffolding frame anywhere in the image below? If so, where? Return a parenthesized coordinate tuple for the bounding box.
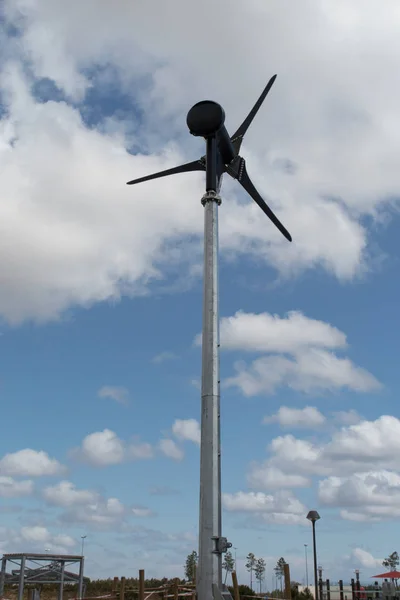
(0, 553, 87, 600)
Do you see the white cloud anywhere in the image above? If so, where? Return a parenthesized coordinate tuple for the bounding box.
(0, 63, 203, 325)
(0, 449, 65, 477)
(0, 2, 399, 321)
(53, 533, 76, 549)
(217, 310, 347, 353)
(340, 510, 378, 523)
(222, 490, 306, 525)
(263, 406, 326, 429)
(250, 416, 400, 503)
(20, 525, 54, 543)
(105, 498, 125, 515)
(159, 439, 184, 461)
(247, 466, 310, 490)
(332, 409, 363, 426)
(242, 420, 400, 523)
(0, 476, 34, 497)
(18, 526, 75, 553)
(73, 429, 153, 466)
(199, 311, 381, 396)
(78, 429, 125, 466)
(190, 378, 201, 390)
(270, 435, 321, 469)
(319, 470, 400, 520)
(172, 419, 201, 444)
(350, 548, 382, 570)
(61, 496, 127, 530)
(248, 436, 323, 492)
(40, 482, 136, 531)
(226, 348, 380, 396)
(98, 385, 129, 405)
(132, 506, 154, 517)
(43, 480, 98, 507)
(128, 442, 154, 460)
(152, 352, 178, 364)
(325, 416, 400, 463)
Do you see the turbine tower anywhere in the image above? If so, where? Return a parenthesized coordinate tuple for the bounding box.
(126, 74, 292, 600)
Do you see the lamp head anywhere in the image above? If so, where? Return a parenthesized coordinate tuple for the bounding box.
(307, 510, 321, 523)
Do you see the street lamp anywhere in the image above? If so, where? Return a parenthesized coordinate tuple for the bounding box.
(81, 535, 87, 556)
(307, 511, 321, 600)
(355, 570, 360, 595)
(304, 544, 309, 588)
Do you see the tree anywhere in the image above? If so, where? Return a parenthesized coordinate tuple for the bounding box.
(223, 551, 235, 584)
(383, 552, 399, 571)
(299, 589, 314, 600)
(255, 558, 266, 593)
(184, 550, 198, 581)
(291, 582, 314, 600)
(274, 557, 287, 591)
(227, 584, 255, 597)
(292, 587, 314, 600)
(246, 553, 257, 590)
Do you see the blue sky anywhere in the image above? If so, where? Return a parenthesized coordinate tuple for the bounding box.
(1, 0, 400, 588)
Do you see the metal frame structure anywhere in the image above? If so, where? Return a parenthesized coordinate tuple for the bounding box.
(307, 511, 321, 600)
(0, 553, 88, 600)
(126, 74, 291, 600)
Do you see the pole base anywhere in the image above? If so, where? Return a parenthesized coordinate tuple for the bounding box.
(212, 584, 234, 600)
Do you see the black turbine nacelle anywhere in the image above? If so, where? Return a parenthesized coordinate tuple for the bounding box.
(127, 74, 292, 242)
(186, 101, 236, 165)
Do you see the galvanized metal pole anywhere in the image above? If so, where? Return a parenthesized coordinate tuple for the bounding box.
(197, 136, 222, 600)
(312, 521, 319, 600)
(58, 561, 65, 600)
(0, 556, 7, 597)
(17, 555, 25, 600)
(78, 557, 85, 600)
(305, 544, 309, 588)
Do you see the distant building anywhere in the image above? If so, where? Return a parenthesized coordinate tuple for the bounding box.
(297, 584, 354, 600)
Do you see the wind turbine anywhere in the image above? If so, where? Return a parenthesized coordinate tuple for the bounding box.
(126, 74, 292, 600)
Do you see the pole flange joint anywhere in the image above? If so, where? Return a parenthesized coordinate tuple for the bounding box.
(212, 536, 232, 555)
(201, 191, 222, 206)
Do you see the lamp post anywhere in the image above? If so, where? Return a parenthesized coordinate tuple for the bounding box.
(355, 570, 360, 598)
(233, 547, 238, 572)
(307, 511, 321, 600)
(81, 535, 87, 556)
(304, 544, 309, 588)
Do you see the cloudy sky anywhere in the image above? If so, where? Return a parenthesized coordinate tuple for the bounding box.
(1, 0, 399, 586)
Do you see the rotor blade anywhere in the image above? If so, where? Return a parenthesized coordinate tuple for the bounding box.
(230, 74, 277, 154)
(238, 161, 292, 242)
(127, 159, 205, 185)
